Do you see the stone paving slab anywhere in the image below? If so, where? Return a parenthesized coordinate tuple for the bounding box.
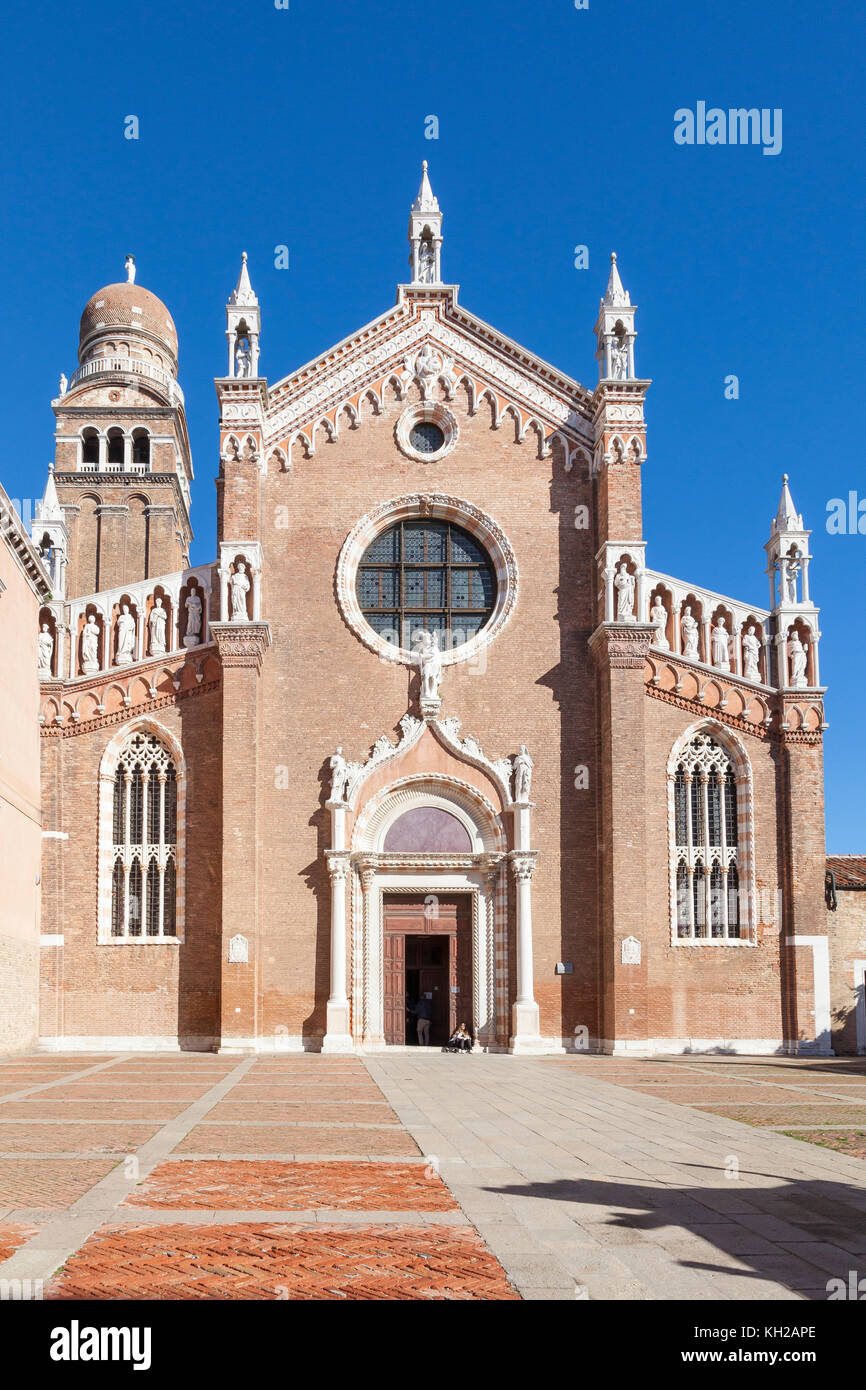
(365, 1054, 866, 1301)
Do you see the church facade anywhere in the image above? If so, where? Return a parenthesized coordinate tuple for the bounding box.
(27, 167, 832, 1055)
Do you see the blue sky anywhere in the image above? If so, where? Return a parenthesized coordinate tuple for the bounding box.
(2, 0, 864, 847)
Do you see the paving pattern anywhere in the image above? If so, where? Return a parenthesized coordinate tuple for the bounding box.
(0, 1052, 514, 1300)
(0, 1049, 865, 1300)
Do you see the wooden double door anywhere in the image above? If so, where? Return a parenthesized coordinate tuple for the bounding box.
(383, 894, 473, 1046)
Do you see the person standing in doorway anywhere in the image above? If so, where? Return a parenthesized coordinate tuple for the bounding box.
(415, 994, 433, 1046)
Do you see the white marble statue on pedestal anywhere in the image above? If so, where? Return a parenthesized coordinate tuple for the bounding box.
(125, 254, 136, 284)
(681, 605, 700, 660)
(148, 597, 168, 656)
(711, 618, 730, 671)
(37, 623, 54, 675)
(229, 562, 251, 621)
(783, 555, 800, 606)
(742, 625, 761, 683)
(650, 594, 669, 649)
(81, 614, 100, 673)
(58, 373, 68, 397)
(418, 241, 435, 284)
(415, 629, 442, 705)
(329, 747, 350, 803)
(789, 632, 808, 688)
(513, 745, 534, 802)
(235, 340, 252, 378)
(610, 338, 629, 379)
(614, 563, 635, 621)
(184, 589, 203, 647)
(115, 604, 136, 666)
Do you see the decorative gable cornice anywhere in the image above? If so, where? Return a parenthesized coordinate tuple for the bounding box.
(263, 292, 593, 465)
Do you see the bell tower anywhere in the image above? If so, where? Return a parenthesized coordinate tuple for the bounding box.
(45, 259, 194, 599)
(407, 161, 443, 285)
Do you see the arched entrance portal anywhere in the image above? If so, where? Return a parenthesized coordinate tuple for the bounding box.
(321, 717, 542, 1053)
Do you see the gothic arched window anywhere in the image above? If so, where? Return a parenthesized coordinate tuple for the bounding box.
(358, 519, 497, 653)
(671, 731, 747, 942)
(107, 731, 179, 940)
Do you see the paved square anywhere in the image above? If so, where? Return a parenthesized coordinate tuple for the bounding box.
(0, 1050, 864, 1300)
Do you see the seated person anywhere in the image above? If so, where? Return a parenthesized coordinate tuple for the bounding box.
(447, 1021, 472, 1053)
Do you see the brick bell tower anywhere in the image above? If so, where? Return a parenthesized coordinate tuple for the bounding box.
(587, 253, 654, 1053)
(45, 256, 194, 601)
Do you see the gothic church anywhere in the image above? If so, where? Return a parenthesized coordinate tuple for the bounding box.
(22, 166, 831, 1055)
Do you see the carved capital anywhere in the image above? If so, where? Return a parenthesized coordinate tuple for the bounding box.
(589, 622, 656, 670)
(510, 851, 538, 883)
(326, 851, 351, 883)
(210, 621, 271, 671)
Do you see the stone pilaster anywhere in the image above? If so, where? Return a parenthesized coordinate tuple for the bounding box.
(589, 623, 655, 1052)
(211, 621, 271, 1051)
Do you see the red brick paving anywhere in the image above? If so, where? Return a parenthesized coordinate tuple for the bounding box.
(22, 1086, 212, 1101)
(0, 1101, 190, 1121)
(123, 1161, 458, 1211)
(0, 1159, 118, 1208)
(174, 1125, 420, 1157)
(46, 1224, 517, 1300)
(0, 1123, 161, 1154)
(697, 1104, 866, 1126)
(230, 1086, 383, 1102)
(781, 1130, 866, 1159)
(0, 1224, 39, 1261)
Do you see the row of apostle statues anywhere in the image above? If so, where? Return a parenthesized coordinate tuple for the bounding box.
(35, 589, 206, 677)
(610, 564, 810, 687)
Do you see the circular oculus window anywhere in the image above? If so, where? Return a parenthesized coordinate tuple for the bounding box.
(395, 403, 458, 463)
(336, 494, 518, 669)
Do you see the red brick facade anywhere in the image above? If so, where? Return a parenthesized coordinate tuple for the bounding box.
(24, 193, 838, 1057)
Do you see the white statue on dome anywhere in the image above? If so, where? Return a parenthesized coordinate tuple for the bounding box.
(81, 614, 100, 673)
(115, 604, 136, 665)
(37, 624, 54, 675)
(148, 597, 167, 656)
(742, 625, 761, 682)
(230, 562, 251, 621)
(650, 594, 669, 648)
(711, 618, 730, 671)
(125, 255, 136, 285)
(614, 562, 635, 621)
(681, 606, 700, 660)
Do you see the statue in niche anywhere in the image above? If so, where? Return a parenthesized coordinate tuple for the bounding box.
(610, 336, 630, 380)
(418, 240, 435, 284)
(235, 339, 252, 378)
(37, 624, 54, 674)
(614, 562, 635, 620)
(115, 604, 136, 665)
(229, 562, 251, 621)
(782, 555, 800, 605)
(513, 745, 534, 802)
(742, 625, 761, 683)
(681, 605, 700, 660)
(148, 597, 168, 656)
(184, 589, 203, 647)
(789, 632, 808, 688)
(81, 614, 100, 673)
(329, 747, 350, 802)
(650, 594, 669, 648)
(415, 629, 442, 704)
(711, 618, 730, 671)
